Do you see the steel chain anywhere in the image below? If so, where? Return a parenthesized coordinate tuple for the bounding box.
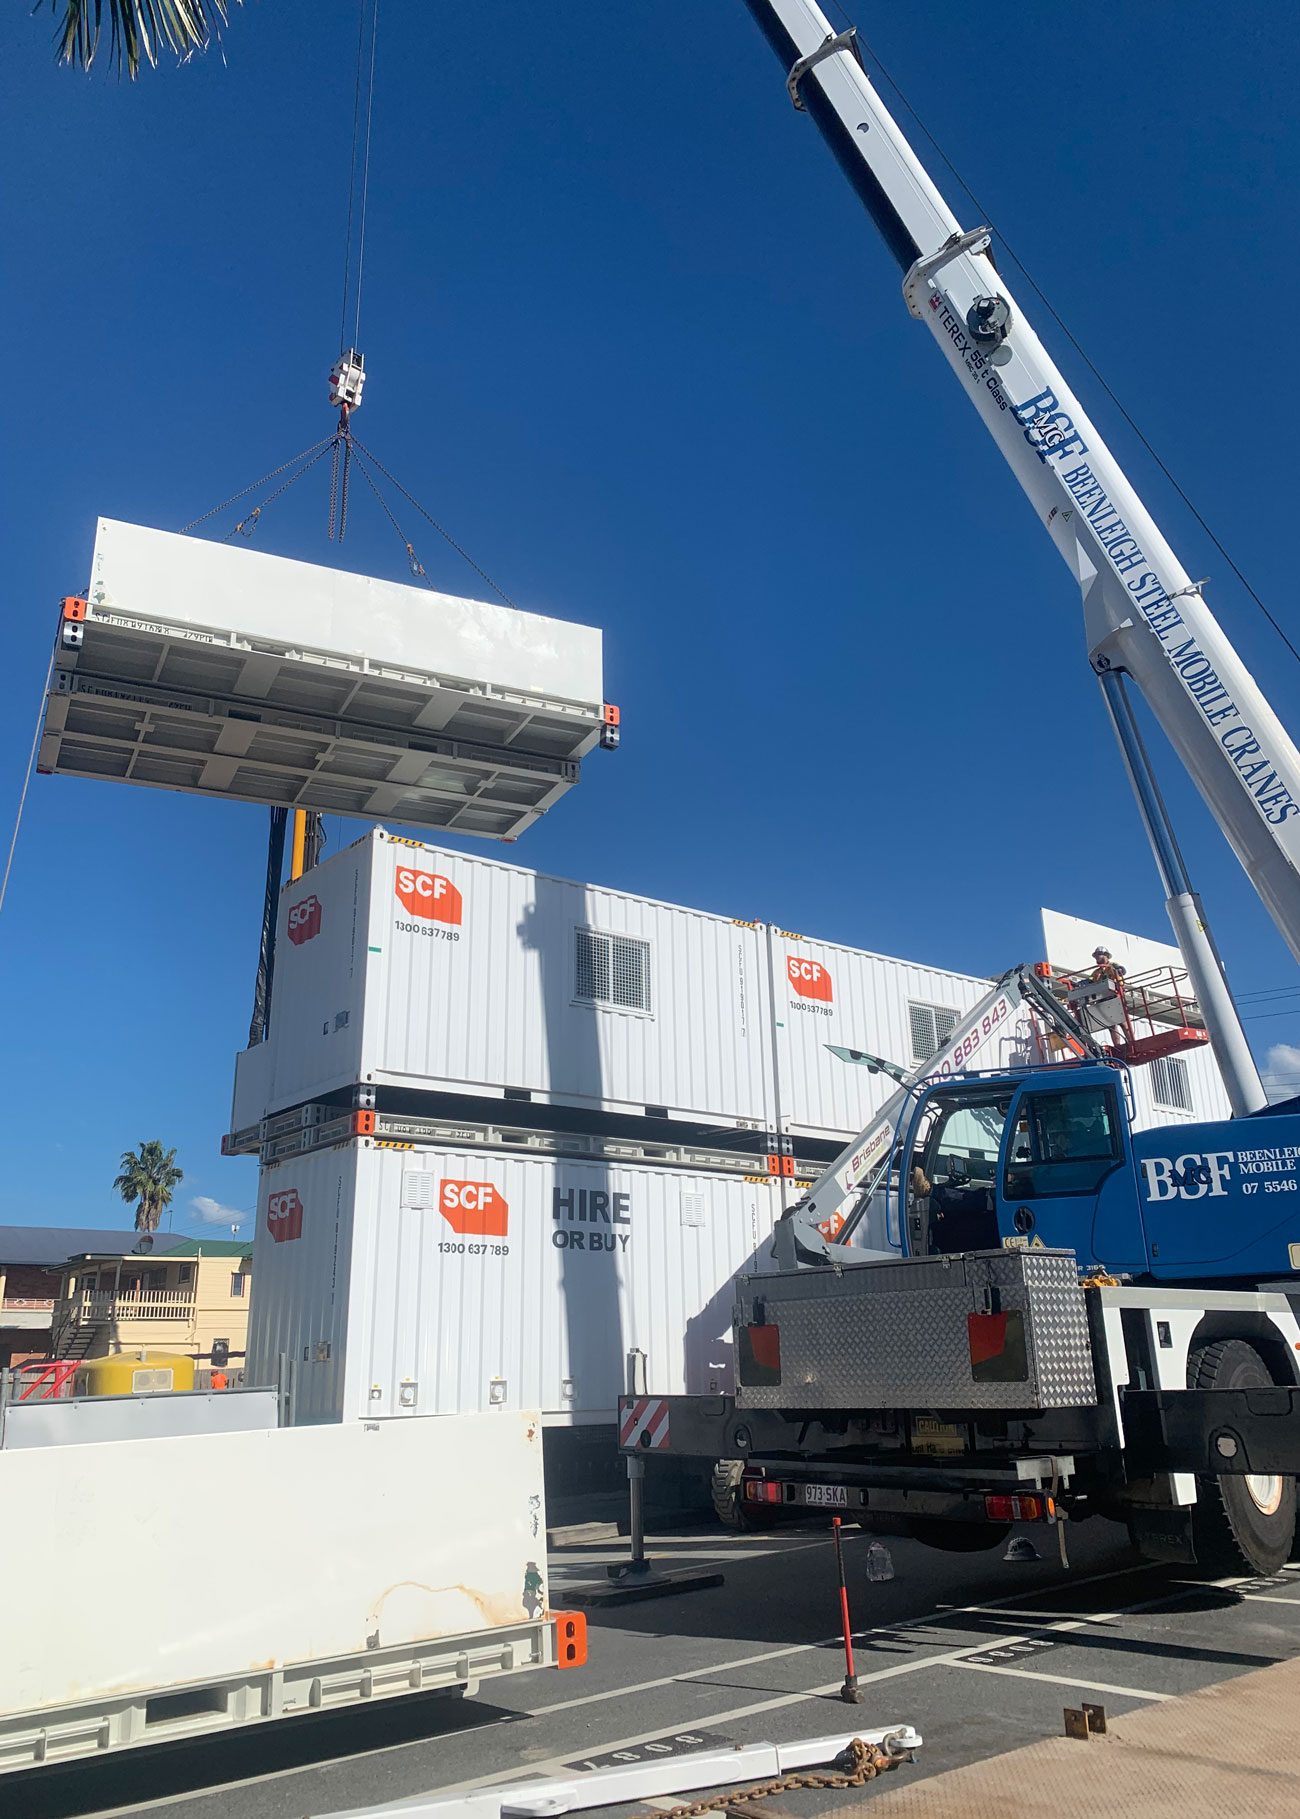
(644, 1737, 908, 1819)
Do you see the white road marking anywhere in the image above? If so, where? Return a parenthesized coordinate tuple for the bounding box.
(1239, 1592, 1300, 1606)
(946, 1659, 1173, 1701)
(74, 1561, 1188, 1819)
(434, 1586, 1203, 1799)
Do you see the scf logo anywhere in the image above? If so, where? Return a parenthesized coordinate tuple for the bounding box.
(1140, 1152, 1234, 1201)
(287, 895, 322, 945)
(439, 1180, 508, 1237)
(396, 867, 463, 924)
(267, 1188, 304, 1243)
(787, 955, 833, 1003)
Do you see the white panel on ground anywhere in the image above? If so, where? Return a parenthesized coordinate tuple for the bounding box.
(0, 1411, 546, 1716)
(39, 519, 609, 839)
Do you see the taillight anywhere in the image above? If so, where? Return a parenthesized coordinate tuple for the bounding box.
(985, 1493, 1054, 1522)
(743, 1479, 783, 1505)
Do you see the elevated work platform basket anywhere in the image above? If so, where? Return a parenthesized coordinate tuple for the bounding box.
(39, 520, 612, 840)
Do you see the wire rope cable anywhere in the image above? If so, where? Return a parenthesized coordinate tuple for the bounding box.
(338, 0, 380, 355)
(180, 435, 336, 534)
(349, 434, 518, 607)
(337, 0, 370, 355)
(824, 3, 1300, 668)
(220, 440, 336, 542)
(351, 0, 380, 353)
(0, 636, 58, 924)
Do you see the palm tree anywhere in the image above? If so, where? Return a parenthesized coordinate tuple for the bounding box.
(37, 1, 234, 79)
(114, 1140, 184, 1232)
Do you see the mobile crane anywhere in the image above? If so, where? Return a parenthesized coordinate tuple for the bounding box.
(619, 3, 1300, 1575)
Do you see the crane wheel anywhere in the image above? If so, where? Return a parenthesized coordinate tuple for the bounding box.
(1188, 1340, 1296, 1576)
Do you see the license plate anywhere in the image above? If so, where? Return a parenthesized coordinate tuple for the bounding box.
(802, 1483, 848, 1507)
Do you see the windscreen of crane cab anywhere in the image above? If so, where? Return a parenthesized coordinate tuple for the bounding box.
(906, 1093, 1011, 1255)
(1004, 1087, 1121, 1200)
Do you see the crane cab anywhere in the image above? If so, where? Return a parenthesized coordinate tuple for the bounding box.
(896, 1065, 1148, 1275)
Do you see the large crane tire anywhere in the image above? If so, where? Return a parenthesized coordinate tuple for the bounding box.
(1188, 1339, 1296, 1576)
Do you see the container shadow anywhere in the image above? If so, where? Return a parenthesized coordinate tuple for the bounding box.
(3, 1690, 520, 1819)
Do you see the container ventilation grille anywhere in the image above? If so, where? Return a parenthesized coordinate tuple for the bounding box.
(575, 928, 651, 1012)
(908, 1001, 959, 1064)
(1150, 1053, 1191, 1112)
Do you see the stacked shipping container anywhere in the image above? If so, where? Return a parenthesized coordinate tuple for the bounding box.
(235, 830, 1234, 1452)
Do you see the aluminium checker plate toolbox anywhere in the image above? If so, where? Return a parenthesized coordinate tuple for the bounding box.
(733, 1248, 1097, 1413)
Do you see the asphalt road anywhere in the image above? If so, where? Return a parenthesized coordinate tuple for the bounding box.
(12, 1519, 1300, 1819)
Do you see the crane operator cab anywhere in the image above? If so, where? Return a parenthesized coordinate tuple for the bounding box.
(900, 1066, 1141, 1269)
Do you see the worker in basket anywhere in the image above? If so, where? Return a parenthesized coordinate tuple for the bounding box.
(1090, 945, 1126, 985)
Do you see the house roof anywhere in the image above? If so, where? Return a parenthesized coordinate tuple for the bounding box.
(156, 1239, 251, 1259)
(0, 1227, 196, 1268)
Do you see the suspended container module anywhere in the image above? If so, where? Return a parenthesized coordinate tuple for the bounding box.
(246, 1140, 783, 1426)
(230, 829, 776, 1133)
(39, 519, 614, 840)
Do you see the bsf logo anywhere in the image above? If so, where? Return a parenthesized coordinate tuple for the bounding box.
(787, 955, 833, 1003)
(439, 1180, 508, 1237)
(1011, 385, 1088, 466)
(395, 867, 463, 925)
(287, 895, 322, 945)
(267, 1188, 304, 1244)
(1140, 1152, 1233, 1201)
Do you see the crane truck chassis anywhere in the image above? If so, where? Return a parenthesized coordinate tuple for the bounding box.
(622, 972, 1300, 1576)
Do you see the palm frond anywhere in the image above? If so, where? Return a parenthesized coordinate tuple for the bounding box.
(38, 0, 234, 79)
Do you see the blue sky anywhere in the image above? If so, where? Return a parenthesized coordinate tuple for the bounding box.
(3, 1, 1300, 1235)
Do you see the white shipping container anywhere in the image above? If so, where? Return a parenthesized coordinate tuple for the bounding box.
(246, 1141, 783, 1425)
(770, 932, 1027, 1142)
(233, 829, 775, 1131)
(1127, 1039, 1232, 1128)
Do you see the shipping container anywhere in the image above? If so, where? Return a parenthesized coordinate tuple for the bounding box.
(245, 1140, 783, 1426)
(768, 931, 1017, 1142)
(40, 519, 610, 839)
(232, 829, 776, 1132)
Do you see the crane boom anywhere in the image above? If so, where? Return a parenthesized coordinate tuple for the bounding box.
(743, 4, 1300, 1014)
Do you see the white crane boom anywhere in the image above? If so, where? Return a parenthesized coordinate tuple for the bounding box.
(744, 3, 1300, 1107)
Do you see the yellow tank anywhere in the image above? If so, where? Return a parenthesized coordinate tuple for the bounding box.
(73, 1352, 195, 1398)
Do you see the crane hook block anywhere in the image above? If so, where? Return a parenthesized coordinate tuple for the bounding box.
(329, 349, 366, 412)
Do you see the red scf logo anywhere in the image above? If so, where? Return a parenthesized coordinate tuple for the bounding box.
(787, 955, 833, 1003)
(439, 1180, 508, 1237)
(267, 1188, 303, 1244)
(287, 895, 322, 945)
(396, 867, 463, 925)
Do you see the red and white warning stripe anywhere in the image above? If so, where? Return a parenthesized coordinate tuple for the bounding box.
(619, 1396, 671, 1451)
